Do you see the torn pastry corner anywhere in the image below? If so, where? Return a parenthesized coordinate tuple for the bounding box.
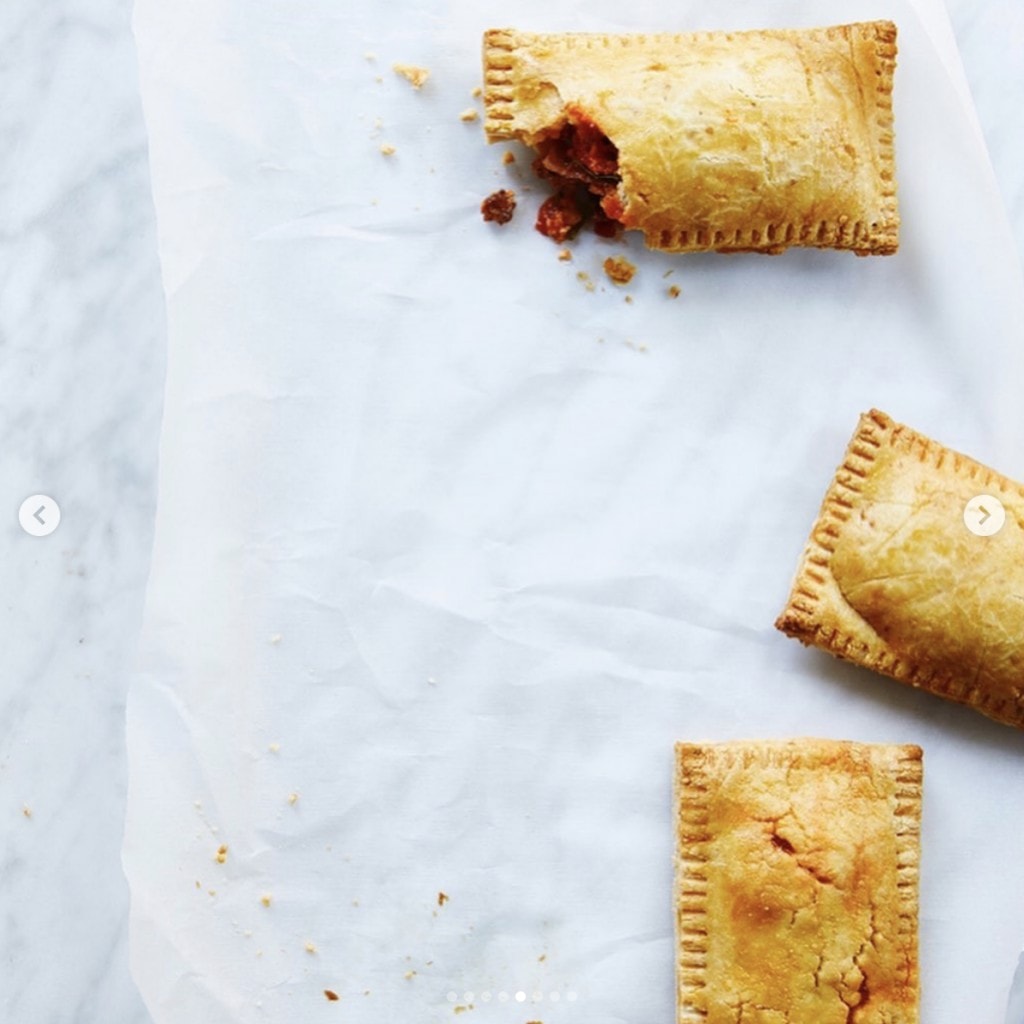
(482, 30, 566, 145)
(482, 23, 901, 255)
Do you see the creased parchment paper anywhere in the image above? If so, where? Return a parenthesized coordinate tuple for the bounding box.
(126, 1, 1024, 1022)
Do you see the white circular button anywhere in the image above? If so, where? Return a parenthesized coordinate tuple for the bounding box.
(18, 494, 61, 538)
(963, 494, 1005, 537)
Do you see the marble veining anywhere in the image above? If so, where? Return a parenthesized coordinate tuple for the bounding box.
(0, 0, 1020, 1021)
(0, 2, 164, 1023)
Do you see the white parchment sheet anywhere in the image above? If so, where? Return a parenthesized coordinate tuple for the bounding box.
(126, 1, 1024, 1022)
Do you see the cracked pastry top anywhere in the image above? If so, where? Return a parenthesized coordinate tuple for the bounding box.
(675, 739, 922, 1024)
(776, 409, 1024, 728)
(482, 23, 898, 254)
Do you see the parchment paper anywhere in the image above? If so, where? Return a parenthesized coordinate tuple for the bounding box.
(125, 1, 1024, 1022)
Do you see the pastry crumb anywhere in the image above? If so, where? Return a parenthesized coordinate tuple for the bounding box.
(288, 792, 300, 805)
(576, 271, 595, 293)
(404, 970, 417, 980)
(393, 63, 430, 89)
(215, 844, 228, 864)
(269, 633, 282, 644)
(502, 150, 516, 165)
(379, 143, 396, 156)
(459, 108, 479, 122)
(305, 941, 318, 954)
(324, 989, 340, 1001)
(453, 1006, 473, 1015)
(603, 255, 636, 285)
(268, 742, 280, 754)
(668, 284, 681, 298)
(471, 85, 482, 98)
(437, 891, 449, 906)
(195, 880, 201, 889)
(624, 294, 634, 304)
(22, 805, 31, 819)
(557, 248, 572, 262)
(260, 894, 272, 907)
(481, 189, 516, 225)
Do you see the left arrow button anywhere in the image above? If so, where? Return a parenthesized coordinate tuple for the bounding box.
(18, 495, 61, 538)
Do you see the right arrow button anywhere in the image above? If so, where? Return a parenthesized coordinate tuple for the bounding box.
(964, 494, 1006, 537)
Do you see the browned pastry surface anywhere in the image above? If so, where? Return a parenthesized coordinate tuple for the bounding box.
(675, 739, 922, 1024)
(777, 409, 1024, 727)
(483, 23, 898, 254)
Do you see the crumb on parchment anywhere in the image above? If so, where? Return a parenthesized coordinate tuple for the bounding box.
(576, 271, 595, 293)
(288, 792, 300, 805)
(215, 844, 228, 864)
(393, 63, 430, 89)
(380, 143, 396, 156)
(324, 989, 340, 1001)
(668, 284, 681, 298)
(438, 891, 449, 906)
(557, 249, 572, 262)
(481, 190, 515, 225)
(305, 941, 318, 954)
(603, 255, 636, 285)
(502, 150, 516, 165)
(260, 894, 272, 907)
(459, 108, 479, 122)
(268, 743, 280, 754)
(471, 85, 482, 98)
(22, 805, 31, 819)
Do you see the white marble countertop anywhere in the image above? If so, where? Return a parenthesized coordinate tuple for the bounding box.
(0, 2, 1020, 1022)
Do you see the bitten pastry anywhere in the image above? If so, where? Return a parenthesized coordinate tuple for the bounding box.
(776, 409, 1024, 727)
(482, 23, 898, 254)
(675, 739, 922, 1024)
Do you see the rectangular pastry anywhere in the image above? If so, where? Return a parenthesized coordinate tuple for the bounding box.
(776, 409, 1024, 728)
(482, 23, 898, 254)
(675, 739, 922, 1024)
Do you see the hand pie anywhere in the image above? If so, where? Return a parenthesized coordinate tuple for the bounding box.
(776, 409, 1024, 727)
(675, 739, 922, 1024)
(482, 23, 898, 254)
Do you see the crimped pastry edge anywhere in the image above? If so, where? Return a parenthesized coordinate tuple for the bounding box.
(775, 409, 1024, 728)
(482, 22, 899, 255)
(673, 738, 922, 1024)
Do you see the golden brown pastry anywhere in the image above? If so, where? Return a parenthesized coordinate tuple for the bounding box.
(777, 409, 1024, 727)
(675, 739, 922, 1024)
(482, 23, 898, 254)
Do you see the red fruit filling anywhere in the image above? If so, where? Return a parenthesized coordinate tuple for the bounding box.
(532, 114, 624, 243)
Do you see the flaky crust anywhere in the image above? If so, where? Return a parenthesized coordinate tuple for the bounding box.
(776, 410, 1024, 727)
(675, 739, 922, 1024)
(483, 23, 898, 254)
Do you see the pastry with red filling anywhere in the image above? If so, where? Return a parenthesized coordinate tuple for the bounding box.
(482, 23, 899, 255)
